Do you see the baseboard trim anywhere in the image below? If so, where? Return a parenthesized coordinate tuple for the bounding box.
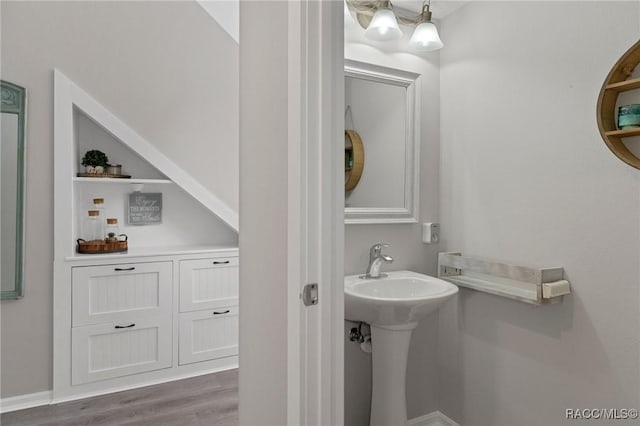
(0, 391, 52, 414)
(409, 410, 460, 426)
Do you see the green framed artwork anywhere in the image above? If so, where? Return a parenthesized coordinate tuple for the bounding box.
(1, 80, 27, 300)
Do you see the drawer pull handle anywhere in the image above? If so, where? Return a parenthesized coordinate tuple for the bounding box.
(213, 310, 230, 315)
(115, 323, 136, 329)
(114, 267, 136, 271)
(213, 261, 230, 265)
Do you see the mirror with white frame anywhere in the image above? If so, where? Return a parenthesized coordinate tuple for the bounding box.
(1, 80, 26, 299)
(344, 60, 420, 224)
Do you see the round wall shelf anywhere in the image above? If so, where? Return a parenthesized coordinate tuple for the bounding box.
(597, 40, 640, 169)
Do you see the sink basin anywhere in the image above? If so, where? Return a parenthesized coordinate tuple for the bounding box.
(345, 270, 458, 327)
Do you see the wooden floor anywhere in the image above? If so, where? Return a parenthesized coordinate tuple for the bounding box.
(1, 369, 238, 426)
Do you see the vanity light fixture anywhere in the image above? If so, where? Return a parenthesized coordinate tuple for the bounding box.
(408, 2, 443, 51)
(345, 0, 444, 52)
(345, 0, 356, 25)
(364, 1, 402, 41)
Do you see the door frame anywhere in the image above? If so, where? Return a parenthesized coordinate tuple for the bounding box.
(286, 1, 344, 425)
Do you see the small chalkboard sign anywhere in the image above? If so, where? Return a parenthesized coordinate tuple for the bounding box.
(128, 192, 162, 225)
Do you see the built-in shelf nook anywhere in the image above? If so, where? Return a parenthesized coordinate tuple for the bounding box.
(53, 70, 239, 402)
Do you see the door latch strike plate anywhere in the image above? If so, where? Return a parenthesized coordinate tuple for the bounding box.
(302, 283, 318, 306)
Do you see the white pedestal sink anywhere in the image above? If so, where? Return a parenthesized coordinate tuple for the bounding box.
(345, 270, 458, 426)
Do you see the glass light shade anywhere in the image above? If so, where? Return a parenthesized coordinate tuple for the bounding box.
(364, 8, 402, 41)
(409, 21, 443, 51)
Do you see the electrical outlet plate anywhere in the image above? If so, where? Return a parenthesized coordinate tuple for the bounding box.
(422, 222, 440, 244)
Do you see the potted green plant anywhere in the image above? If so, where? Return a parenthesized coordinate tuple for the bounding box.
(81, 150, 109, 174)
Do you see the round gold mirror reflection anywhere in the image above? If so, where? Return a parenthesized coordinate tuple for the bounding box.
(345, 130, 364, 191)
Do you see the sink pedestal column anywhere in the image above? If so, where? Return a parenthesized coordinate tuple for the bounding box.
(370, 322, 417, 426)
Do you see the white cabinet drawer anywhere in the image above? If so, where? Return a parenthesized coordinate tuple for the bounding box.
(179, 257, 239, 312)
(179, 307, 239, 365)
(72, 262, 172, 327)
(71, 315, 172, 385)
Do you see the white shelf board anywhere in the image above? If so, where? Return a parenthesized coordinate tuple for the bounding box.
(65, 244, 239, 262)
(73, 177, 173, 185)
(441, 275, 552, 305)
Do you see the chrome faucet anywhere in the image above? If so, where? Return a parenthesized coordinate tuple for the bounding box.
(362, 243, 393, 279)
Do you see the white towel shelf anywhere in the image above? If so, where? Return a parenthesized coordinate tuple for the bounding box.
(73, 177, 173, 184)
(437, 252, 571, 305)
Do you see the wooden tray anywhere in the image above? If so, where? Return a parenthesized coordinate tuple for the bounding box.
(77, 238, 128, 254)
(76, 173, 132, 179)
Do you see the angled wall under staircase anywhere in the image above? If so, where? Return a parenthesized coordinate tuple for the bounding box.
(54, 69, 238, 259)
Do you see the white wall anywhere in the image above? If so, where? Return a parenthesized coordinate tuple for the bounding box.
(344, 19, 442, 426)
(438, 2, 640, 425)
(239, 2, 288, 425)
(0, 1, 238, 398)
